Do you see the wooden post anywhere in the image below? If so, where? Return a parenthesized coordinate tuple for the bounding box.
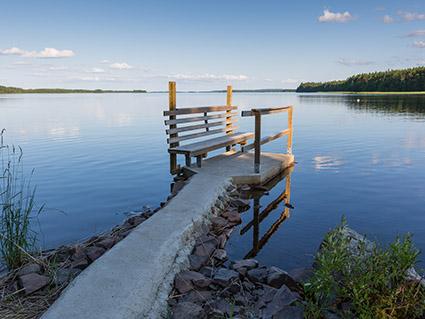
(225, 85, 233, 151)
(254, 111, 261, 173)
(169, 81, 179, 174)
(287, 107, 293, 154)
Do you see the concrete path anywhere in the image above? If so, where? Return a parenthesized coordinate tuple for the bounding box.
(42, 151, 294, 319)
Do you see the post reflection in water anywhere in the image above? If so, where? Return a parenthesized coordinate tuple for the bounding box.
(239, 167, 293, 259)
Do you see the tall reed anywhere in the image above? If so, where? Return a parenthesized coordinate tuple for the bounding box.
(0, 129, 42, 269)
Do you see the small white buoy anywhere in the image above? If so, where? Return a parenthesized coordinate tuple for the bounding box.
(356, 99, 360, 103)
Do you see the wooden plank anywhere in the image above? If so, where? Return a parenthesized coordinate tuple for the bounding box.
(168, 81, 179, 174)
(226, 85, 233, 151)
(166, 118, 236, 135)
(242, 106, 291, 117)
(163, 105, 237, 116)
(165, 112, 237, 125)
(167, 126, 239, 144)
(287, 107, 293, 154)
(169, 132, 254, 156)
(254, 114, 261, 173)
(242, 129, 290, 152)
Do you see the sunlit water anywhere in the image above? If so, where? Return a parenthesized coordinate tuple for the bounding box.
(1, 93, 424, 270)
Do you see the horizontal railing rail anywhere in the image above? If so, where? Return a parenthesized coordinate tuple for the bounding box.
(241, 106, 293, 173)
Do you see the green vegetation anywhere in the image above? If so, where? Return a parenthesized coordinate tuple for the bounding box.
(0, 85, 146, 94)
(304, 220, 425, 319)
(0, 130, 42, 269)
(297, 67, 425, 93)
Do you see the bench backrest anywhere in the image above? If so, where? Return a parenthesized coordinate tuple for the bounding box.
(163, 84, 238, 147)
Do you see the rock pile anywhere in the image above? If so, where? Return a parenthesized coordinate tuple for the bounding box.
(168, 185, 309, 319)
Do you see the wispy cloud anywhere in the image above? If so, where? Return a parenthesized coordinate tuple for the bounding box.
(406, 30, 425, 37)
(318, 10, 353, 23)
(383, 15, 394, 24)
(49, 66, 68, 71)
(413, 41, 425, 48)
(0, 47, 75, 58)
(398, 11, 425, 22)
(337, 58, 374, 66)
(109, 62, 133, 70)
(87, 67, 106, 73)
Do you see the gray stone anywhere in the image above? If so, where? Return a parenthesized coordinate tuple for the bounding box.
(288, 267, 314, 284)
(175, 271, 207, 294)
(213, 268, 239, 287)
(86, 246, 106, 262)
(262, 285, 299, 317)
(71, 246, 87, 261)
(217, 234, 227, 249)
(272, 305, 304, 319)
(188, 255, 209, 271)
(199, 266, 215, 277)
(232, 259, 259, 271)
(230, 198, 250, 208)
(267, 266, 301, 291)
(179, 290, 212, 305)
(212, 249, 227, 261)
(17, 263, 41, 276)
(247, 266, 269, 283)
(19, 273, 50, 295)
(96, 237, 116, 250)
(172, 302, 205, 319)
(70, 257, 89, 270)
(226, 211, 242, 224)
(211, 216, 228, 230)
(193, 241, 216, 257)
(55, 268, 81, 286)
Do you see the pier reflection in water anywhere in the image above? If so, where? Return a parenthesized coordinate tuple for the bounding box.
(227, 167, 294, 263)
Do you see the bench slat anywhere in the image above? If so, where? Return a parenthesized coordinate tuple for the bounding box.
(241, 129, 290, 152)
(164, 105, 237, 116)
(167, 126, 238, 144)
(169, 132, 254, 156)
(166, 118, 236, 135)
(165, 112, 237, 125)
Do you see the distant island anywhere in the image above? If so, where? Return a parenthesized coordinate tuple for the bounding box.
(0, 85, 146, 94)
(296, 67, 425, 93)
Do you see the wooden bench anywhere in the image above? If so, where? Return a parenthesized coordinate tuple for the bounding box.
(164, 82, 254, 174)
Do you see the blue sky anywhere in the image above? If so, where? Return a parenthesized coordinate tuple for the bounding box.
(0, 0, 424, 90)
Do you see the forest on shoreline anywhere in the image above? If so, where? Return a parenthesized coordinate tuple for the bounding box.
(0, 85, 146, 94)
(296, 67, 425, 92)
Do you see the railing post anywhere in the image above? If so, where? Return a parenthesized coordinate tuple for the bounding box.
(225, 85, 233, 152)
(169, 81, 179, 174)
(254, 111, 261, 173)
(287, 107, 293, 154)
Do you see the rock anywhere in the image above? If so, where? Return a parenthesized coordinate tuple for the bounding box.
(262, 285, 300, 317)
(213, 268, 239, 287)
(211, 216, 229, 231)
(212, 249, 227, 261)
(172, 302, 205, 319)
(232, 259, 259, 271)
(240, 185, 251, 191)
(247, 266, 269, 283)
(267, 266, 301, 291)
(171, 180, 186, 195)
(97, 237, 116, 250)
(217, 234, 227, 249)
(199, 266, 215, 277)
(71, 246, 87, 261)
(189, 255, 209, 271)
(179, 290, 212, 304)
(6, 280, 19, 294)
(193, 241, 216, 257)
(70, 257, 89, 270)
(288, 267, 314, 284)
(272, 305, 304, 319)
(126, 215, 146, 226)
(230, 198, 250, 208)
(19, 273, 49, 295)
(193, 276, 211, 289)
(259, 285, 278, 303)
(210, 298, 234, 316)
(55, 268, 81, 286)
(86, 246, 106, 262)
(17, 263, 41, 276)
(175, 271, 206, 294)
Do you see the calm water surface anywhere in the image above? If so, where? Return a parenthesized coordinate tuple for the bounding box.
(1, 93, 424, 270)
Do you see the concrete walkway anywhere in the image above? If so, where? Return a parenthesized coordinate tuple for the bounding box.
(42, 151, 294, 319)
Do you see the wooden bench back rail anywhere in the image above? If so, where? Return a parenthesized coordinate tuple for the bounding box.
(165, 82, 254, 174)
(241, 106, 293, 173)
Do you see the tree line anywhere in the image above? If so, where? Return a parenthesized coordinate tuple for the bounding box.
(296, 67, 425, 92)
(0, 86, 146, 94)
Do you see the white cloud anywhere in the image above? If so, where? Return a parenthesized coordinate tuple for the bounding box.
(413, 41, 425, 48)
(406, 30, 425, 37)
(398, 11, 425, 21)
(100, 59, 110, 64)
(318, 10, 353, 23)
(87, 67, 105, 73)
(109, 62, 133, 70)
(337, 58, 374, 66)
(49, 66, 68, 71)
(383, 15, 394, 24)
(170, 73, 249, 81)
(0, 47, 75, 58)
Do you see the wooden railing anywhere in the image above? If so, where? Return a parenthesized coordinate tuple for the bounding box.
(241, 106, 293, 173)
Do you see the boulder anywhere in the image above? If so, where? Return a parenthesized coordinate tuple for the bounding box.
(288, 267, 314, 284)
(86, 246, 106, 262)
(272, 305, 304, 319)
(55, 268, 81, 286)
(232, 259, 259, 271)
(19, 273, 49, 295)
(188, 255, 209, 271)
(247, 266, 269, 283)
(212, 249, 227, 262)
(213, 268, 239, 287)
(172, 302, 205, 319)
(261, 285, 300, 317)
(97, 237, 116, 250)
(175, 271, 207, 294)
(267, 266, 301, 291)
(193, 241, 216, 257)
(211, 216, 229, 230)
(17, 263, 41, 276)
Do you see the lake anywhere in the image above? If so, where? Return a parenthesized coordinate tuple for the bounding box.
(1, 92, 424, 271)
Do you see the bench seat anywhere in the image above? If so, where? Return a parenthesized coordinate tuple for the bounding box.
(169, 132, 254, 157)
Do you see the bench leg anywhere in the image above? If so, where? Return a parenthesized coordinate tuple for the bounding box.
(196, 156, 202, 168)
(185, 154, 191, 167)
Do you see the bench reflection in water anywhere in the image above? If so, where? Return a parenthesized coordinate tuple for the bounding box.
(239, 166, 293, 258)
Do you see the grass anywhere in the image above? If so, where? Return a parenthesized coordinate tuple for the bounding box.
(0, 129, 42, 269)
(304, 219, 425, 319)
